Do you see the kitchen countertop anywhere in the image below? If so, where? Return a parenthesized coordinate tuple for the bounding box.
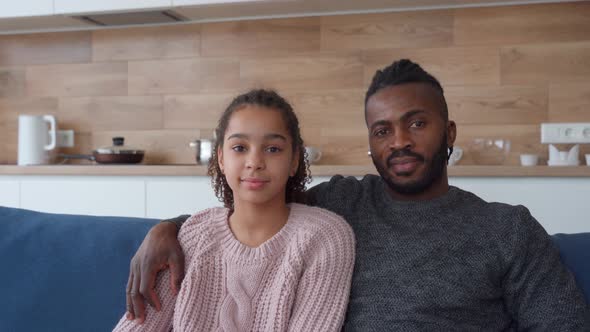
(1, 165, 590, 177)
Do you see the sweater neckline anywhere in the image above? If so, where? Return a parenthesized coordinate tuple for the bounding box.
(376, 178, 462, 212)
(212, 203, 298, 262)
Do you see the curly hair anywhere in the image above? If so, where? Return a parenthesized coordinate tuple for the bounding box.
(207, 89, 311, 210)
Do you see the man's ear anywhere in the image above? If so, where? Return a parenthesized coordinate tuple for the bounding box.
(217, 146, 224, 174)
(447, 120, 457, 147)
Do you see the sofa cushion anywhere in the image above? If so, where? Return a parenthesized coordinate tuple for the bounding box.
(552, 233, 590, 303)
(0, 206, 158, 332)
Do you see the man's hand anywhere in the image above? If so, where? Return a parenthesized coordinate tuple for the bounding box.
(126, 222, 185, 324)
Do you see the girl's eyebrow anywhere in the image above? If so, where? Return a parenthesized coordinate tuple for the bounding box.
(227, 133, 287, 141)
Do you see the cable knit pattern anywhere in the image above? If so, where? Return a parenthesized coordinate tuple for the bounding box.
(113, 203, 355, 332)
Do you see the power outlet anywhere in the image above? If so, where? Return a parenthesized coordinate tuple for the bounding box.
(57, 130, 75, 148)
(540, 123, 590, 144)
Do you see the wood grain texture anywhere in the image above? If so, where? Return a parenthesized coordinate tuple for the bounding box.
(284, 89, 365, 128)
(129, 58, 240, 95)
(92, 24, 201, 61)
(454, 2, 590, 46)
(363, 46, 500, 86)
(501, 41, 590, 85)
(321, 10, 453, 51)
(549, 83, 590, 122)
(0, 67, 26, 98)
(240, 52, 364, 91)
(58, 96, 164, 131)
(202, 17, 320, 56)
(454, 124, 543, 165)
(26, 62, 128, 97)
(92, 129, 211, 164)
(446, 85, 548, 125)
(0, 31, 91, 66)
(164, 93, 236, 130)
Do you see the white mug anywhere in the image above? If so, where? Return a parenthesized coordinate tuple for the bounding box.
(305, 146, 322, 164)
(18, 115, 57, 165)
(448, 146, 463, 166)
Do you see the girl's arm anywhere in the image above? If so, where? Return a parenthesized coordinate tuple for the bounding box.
(113, 270, 176, 332)
(287, 220, 356, 332)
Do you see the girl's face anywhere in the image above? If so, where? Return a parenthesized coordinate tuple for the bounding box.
(218, 105, 299, 207)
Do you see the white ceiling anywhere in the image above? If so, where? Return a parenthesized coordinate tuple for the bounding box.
(0, 0, 582, 34)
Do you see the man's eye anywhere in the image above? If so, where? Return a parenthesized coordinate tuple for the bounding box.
(374, 129, 389, 137)
(410, 121, 425, 128)
(232, 145, 246, 152)
(266, 146, 281, 153)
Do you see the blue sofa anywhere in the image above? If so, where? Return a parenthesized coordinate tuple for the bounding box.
(1, 206, 589, 332)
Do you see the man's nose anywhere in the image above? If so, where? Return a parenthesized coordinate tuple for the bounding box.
(389, 127, 413, 151)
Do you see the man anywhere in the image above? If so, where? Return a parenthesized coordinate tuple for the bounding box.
(126, 59, 589, 330)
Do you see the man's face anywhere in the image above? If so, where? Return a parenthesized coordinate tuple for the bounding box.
(365, 83, 456, 198)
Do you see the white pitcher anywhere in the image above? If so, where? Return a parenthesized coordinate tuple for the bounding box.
(17, 115, 57, 165)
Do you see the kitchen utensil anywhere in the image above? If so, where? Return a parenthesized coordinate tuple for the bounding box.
(18, 114, 57, 165)
(305, 146, 322, 164)
(547, 144, 579, 166)
(60, 137, 144, 164)
(448, 146, 463, 166)
(190, 139, 213, 165)
(468, 138, 511, 165)
(520, 154, 539, 166)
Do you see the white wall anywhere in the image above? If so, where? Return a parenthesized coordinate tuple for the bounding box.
(0, 175, 588, 234)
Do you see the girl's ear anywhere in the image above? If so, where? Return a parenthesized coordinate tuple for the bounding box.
(217, 146, 224, 174)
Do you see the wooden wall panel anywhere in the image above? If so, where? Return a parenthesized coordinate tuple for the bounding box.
(501, 41, 590, 84)
(1, 2, 590, 165)
(0, 67, 26, 98)
(0, 31, 91, 66)
(58, 96, 163, 131)
(92, 129, 208, 164)
(26, 62, 128, 97)
(164, 93, 236, 130)
(92, 25, 201, 62)
(240, 52, 364, 91)
(321, 10, 453, 51)
(202, 17, 320, 56)
(454, 124, 542, 165)
(454, 2, 590, 46)
(128, 58, 240, 95)
(363, 47, 500, 86)
(446, 85, 547, 125)
(549, 83, 590, 122)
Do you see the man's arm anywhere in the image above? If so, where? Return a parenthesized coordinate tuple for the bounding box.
(503, 207, 589, 330)
(126, 214, 190, 323)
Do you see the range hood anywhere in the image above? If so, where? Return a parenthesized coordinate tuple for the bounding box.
(74, 10, 188, 27)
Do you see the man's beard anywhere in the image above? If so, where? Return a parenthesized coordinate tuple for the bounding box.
(372, 134, 448, 196)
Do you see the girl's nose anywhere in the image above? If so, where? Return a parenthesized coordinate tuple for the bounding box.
(246, 150, 265, 170)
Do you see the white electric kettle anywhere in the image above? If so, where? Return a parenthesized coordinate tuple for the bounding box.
(17, 115, 57, 165)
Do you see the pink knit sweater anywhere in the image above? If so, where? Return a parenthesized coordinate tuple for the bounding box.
(113, 203, 355, 331)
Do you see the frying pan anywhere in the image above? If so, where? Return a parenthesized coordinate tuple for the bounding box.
(60, 137, 144, 164)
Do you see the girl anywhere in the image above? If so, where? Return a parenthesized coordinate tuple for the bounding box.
(113, 89, 355, 331)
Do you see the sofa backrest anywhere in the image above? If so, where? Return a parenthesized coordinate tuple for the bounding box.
(552, 233, 590, 304)
(0, 206, 158, 332)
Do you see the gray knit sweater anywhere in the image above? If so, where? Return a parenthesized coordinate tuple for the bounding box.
(306, 175, 588, 331)
(170, 174, 589, 330)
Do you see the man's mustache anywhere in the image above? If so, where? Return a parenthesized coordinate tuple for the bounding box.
(387, 149, 425, 167)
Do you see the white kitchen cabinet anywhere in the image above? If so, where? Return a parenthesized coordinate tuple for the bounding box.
(146, 177, 220, 219)
(54, 0, 173, 15)
(173, 0, 259, 5)
(0, 0, 54, 19)
(0, 179, 20, 208)
(20, 176, 145, 217)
